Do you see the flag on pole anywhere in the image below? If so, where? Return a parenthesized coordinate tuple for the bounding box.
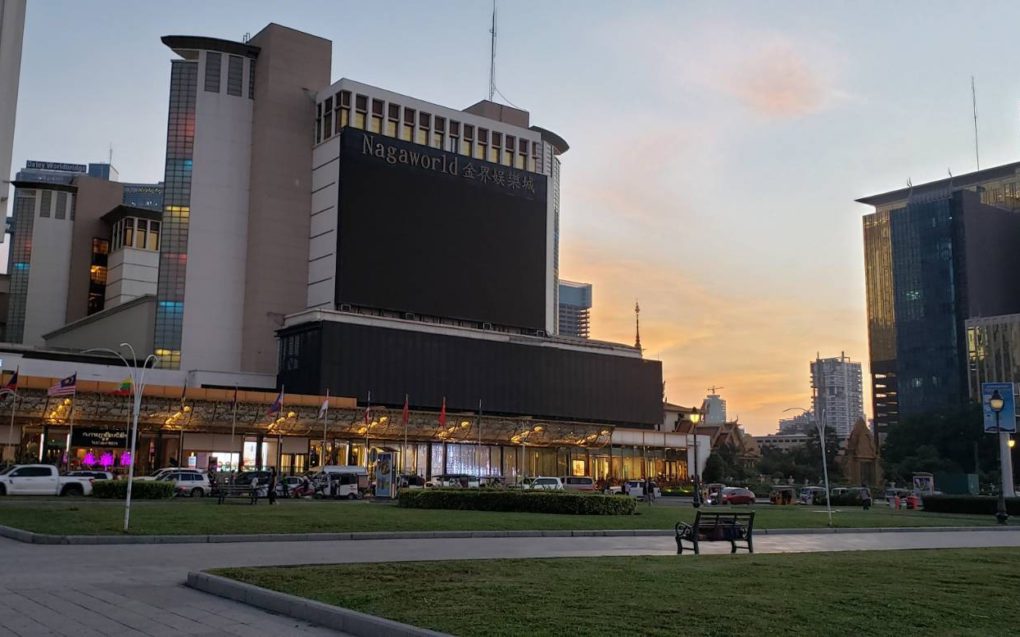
(48, 373, 77, 397)
(231, 386, 238, 411)
(180, 378, 188, 409)
(438, 396, 446, 426)
(3, 368, 18, 393)
(111, 377, 132, 397)
(267, 387, 284, 416)
(319, 391, 330, 419)
(402, 395, 409, 425)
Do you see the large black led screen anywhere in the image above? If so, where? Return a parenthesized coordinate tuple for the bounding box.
(337, 129, 548, 331)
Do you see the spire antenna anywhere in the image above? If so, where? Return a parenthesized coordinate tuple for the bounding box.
(634, 300, 642, 351)
(488, 1, 497, 101)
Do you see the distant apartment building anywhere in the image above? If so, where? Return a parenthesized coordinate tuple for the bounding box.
(704, 392, 726, 425)
(6, 160, 163, 345)
(754, 432, 810, 451)
(557, 280, 591, 338)
(778, 410, 815, 434)
(811, 352, 864, 439)
(859, 162, 1020, 443)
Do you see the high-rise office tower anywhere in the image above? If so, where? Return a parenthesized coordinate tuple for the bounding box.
(811, 352, 864, 439)
(704, 392, 726, 424)
(859, 164, 1020, 443)
(0, 0, 26, 224)
(558, 280, 592, 338)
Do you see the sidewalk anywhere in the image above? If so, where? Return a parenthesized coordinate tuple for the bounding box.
(3, 529, 1019, 636)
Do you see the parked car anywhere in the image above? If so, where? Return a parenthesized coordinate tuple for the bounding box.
(137, 468, 203, 482)
(168, 471, 212, 497)
(0, 464, 94, 496)
(311, 465, 369, 499)
(769, 486, 797, 505)
(425, 474, 480, 488)
(719, 487, 756, 505)
(67, 470, 115, 481)
(522, 476, 564, 490)
(705, 483, 726, 504)
(397, 474, 427, 489)
(799, 486, 827, 505)
(276, 475, 305, 497)
(623, 480, 661, 500)
(561, 476, 596, 491)
(479, 476, 505, 488)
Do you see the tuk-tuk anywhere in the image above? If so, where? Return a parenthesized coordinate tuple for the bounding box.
(769, 486, 797, 505)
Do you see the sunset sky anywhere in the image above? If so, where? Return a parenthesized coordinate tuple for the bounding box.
(11, 1, 1020, 434)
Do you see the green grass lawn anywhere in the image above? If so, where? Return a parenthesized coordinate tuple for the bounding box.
(214, 548, 1020, 636)
(0, 497, 998, 535)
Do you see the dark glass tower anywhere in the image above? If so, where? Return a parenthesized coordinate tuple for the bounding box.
(861, 178, 1020, 444)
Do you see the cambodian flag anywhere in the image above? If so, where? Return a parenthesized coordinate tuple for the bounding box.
(267, 387, 284, 416)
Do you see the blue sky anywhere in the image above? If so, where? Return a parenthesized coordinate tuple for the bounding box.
(11, 1, 1020, 433)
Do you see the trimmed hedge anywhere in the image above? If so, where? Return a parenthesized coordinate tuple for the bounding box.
(92, 480, 175, 499)
(398, 488, 637, 515)
(922, 495, 1020, 515)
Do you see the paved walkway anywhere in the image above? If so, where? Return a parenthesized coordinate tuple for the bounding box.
(2, 528, 1019, 636)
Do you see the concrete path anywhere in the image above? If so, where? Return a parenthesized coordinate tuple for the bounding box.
(2, 529, 1020, 636)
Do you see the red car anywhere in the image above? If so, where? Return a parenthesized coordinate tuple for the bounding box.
(720, 487, 756, 505)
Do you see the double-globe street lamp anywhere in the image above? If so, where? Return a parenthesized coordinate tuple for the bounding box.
(988, 389, 1009, 525)
(84, 343, 159, 533)
(784, 407, 833, 528)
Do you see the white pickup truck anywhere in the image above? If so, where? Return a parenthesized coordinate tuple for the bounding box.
(0, 464, 94, 496)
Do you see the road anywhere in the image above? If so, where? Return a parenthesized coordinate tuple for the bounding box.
(2, 528, 1019, 636)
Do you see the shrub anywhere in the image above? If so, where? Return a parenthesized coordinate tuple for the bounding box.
(92, 480, 175, 499)
(398, 489, 637, 515)
(921, 495, 1020, 515)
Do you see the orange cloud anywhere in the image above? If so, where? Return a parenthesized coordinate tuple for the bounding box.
(561, 240, 868, 435)
(723, 41, 828, 118)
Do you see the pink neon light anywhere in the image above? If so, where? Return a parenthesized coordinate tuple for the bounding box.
(83, 452, 96, 466)
(120, 452, 131, 466)
(100, 452, 114, 467)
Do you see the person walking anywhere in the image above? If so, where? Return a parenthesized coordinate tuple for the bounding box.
(645, 477, 655, 506)
(861, 483, 872, 511)
(268, 467, 278, 505)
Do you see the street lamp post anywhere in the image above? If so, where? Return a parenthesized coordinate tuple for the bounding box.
(784, 407, 833, 527)
(84, 344, 159, 533)
(988, 390, 1009, 525)
(686, 408, 702, 508)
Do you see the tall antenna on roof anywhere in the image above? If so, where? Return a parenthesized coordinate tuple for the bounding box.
(488, 1, 497, 101)
(972, 76, 980, 170)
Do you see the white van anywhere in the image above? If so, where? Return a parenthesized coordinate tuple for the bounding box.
(311, 465, 369, 500)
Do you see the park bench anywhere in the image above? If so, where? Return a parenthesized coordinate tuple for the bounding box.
(674, 511, 755, 555)
(215, 482, 258, 505)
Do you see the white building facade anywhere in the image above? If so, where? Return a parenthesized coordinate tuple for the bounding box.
(0, 0, 26, 223)
(811, 352, 865, 439)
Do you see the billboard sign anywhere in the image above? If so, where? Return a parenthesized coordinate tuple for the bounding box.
(375, 451, 395, 499)
(70, 428, 128, 448)
(981, 382, 1017, 433)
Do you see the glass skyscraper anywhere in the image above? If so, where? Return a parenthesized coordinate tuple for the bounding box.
(860, 167, 1020, 444)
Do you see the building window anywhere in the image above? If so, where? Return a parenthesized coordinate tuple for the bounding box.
(449, 121, 460, 153)
(55, 191, 68, 220)
(386, 103, 399, 137)
(148, 220, 161, 251)
(417, 112, 429, 145)
(323, 97, 333, 141)
(338, 91, 350, 130)
(315, 103, 322, 143)
(204, 52, 221, 93)
(370, 99, 384, 133)
(354, 94, 367, 129)
(476, 128, 488, 160)
(490, 131, 502, 163)
(433, 116, 445, 149)
(401, 107, 415, 142)
(88, 238, 109, 315)
(504, 135, 515, 166)
(227, 55, 243, 96)
(463, 124, 474, 156)
(121, 217, 135, 249)
(517, 138, 528, 169)
(530, 140, 539, 172)
(39, 190, 51, 218)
